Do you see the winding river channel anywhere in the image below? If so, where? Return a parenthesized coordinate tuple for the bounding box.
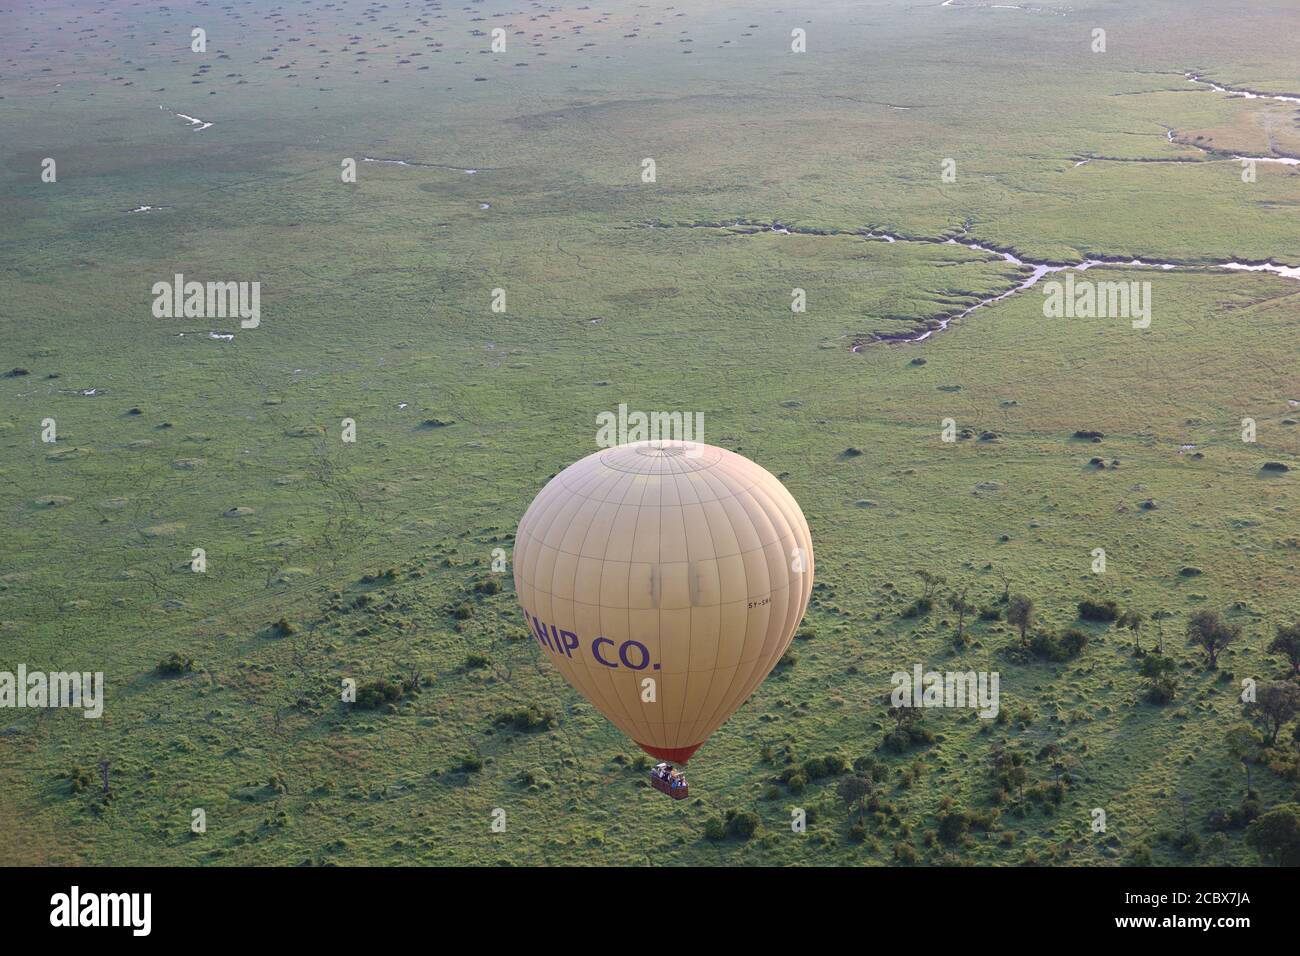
(657, 73, 1300, 346)
(658, 220, 1299, 346)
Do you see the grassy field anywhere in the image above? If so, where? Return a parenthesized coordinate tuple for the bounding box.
(1, 0, 1298, 866)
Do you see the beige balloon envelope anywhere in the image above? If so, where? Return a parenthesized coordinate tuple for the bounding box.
(513, 440, 813, 764)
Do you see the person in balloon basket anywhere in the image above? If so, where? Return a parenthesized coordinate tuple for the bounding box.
(652, 763, 686, 791)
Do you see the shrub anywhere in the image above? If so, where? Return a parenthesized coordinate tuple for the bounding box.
(703, 817, 727, 841)
(458, 754, 484, 773)
(68, 766, 94, 794)
(1246, 803, 1300, 866)
(356, 679, 403, 709)
(1077, 599, 1119, 622)
(473, 577, 503, 595)
(1028, 628, 1089, 662)
(893, 842, 918, 864)
(882, 725, 934, 754)
(938, 810, 970, 844)
(1060, 627, 1090, 657)
(156, 652, 195, 676)
(901, 596, 934, 618)
(726, 810, 761, 840)
(1144, 655, 1185, 707)
(802, 754, 849, 779)
(451, 602, 475, 620)
(270, 617, 296, 637)
(492, 704, 556, 731)
(1268, 622, 1300, 676)
(463, 653, 491, 670)
(1206, 798, 1260, 832)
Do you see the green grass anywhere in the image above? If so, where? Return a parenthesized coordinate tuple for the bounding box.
(0, 0, 1297, 866)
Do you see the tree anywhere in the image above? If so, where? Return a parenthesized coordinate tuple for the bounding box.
(1139, 654, 1178, 704)
(1244, 681, 1300, 746)
(1118, 609, 1145, 654)
(887, 695, 923, 734)
(1007, 594, 1035, 649)
(836, 774, 874, 822)
(915, 569, 945, 601)
(1224, 724, 1260, 795)
(1268, 623, 1300, 677)
(949, 585, 975, 646)
(1246, 803, 1300, 866)
(1185, 610, 1240, 669)
(1151, 609, 1173, 654)
(991, 747, 1028, 802)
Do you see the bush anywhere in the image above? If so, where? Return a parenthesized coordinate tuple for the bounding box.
(938, 810, 970, 844)
(1060, 627, 1090, 657)
(270, 617, 296, 637)
(459, 754, 484, 774)
(901, 596, 934, 618)
(801, 754, 849, 779)
(451, 602, 475, 620)
(703, 817, 727, 841)
(1246, 803, 1300, 866)
(356, 679, 403, 709)
(1028, 628, 1089, 662)
(492, 704, 556, 731)
(1146, 676, 1178, 704)
(463, 653, 491, 670)
(156, 652, 195, 676)
(1169, 830, 1201, 858)
(882, 724, 935, 754)
(1207, 798, 1260, 832)
(893, 842, 918, 864)
(473, 576, 502, 595)
(1139, 655, 1178, 704)
(1077, 599, 1119, 622)
(726, 810, 761, 840)
(68, 766, 94, 794)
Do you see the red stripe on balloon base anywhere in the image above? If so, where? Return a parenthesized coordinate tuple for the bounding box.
(636, 742, 702, 765)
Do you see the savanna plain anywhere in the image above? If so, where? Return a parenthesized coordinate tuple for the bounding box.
(1, 0, 1299, 866)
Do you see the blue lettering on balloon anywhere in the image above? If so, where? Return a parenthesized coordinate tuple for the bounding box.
(592, 637, 618, 667)
(619, 640, 649, 670)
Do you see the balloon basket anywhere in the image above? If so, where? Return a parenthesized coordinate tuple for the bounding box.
(649, 765, 690, 800)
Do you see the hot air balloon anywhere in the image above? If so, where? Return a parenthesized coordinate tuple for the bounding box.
(513, 440, 813, 776)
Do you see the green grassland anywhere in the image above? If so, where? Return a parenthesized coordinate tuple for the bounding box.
(1, 0, 1298, 865)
